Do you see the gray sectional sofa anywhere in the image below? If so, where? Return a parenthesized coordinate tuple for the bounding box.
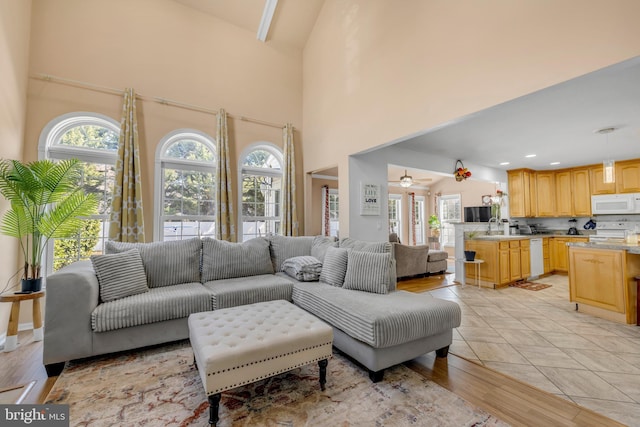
(43, 235, 461, 382)
(392, 242, 449, 279)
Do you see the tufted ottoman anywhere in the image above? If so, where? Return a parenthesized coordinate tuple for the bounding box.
(188, 300, 333, 426)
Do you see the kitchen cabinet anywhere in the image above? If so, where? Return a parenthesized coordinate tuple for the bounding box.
(465, 238, 531, 287)
(550, 237, 589, 273)
(569, 247, 640, 324)
(571, 168, 591, 216)
(535, 172, 556, 217)
(542, 238, 551, 273)
(498, 242, 510, 285)
(464, 240, 498, 286)
(590, 165, 616, 195)
(509, 158, 640, 217)
(520, 239, 531, 278)
(550, 237, 569, 272)
(509, 240, 521, 282)
(507, 169, 535, 217)
(555, 170, 572, 216)
(616, 159, 640, 193)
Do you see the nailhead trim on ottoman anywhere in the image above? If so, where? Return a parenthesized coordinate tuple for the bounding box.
(188, 300, 333, 425)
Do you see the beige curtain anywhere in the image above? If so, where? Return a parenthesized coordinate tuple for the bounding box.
(281, 123, 298, 236)
(215, 109, 236, 242)
(109, 88, 145, 242)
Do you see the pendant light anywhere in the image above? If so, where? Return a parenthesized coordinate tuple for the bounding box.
(596, 127, 616, 184)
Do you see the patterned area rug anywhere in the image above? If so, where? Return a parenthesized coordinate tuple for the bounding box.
(509, 281, 552, 291)
(46, 341, 509, 426)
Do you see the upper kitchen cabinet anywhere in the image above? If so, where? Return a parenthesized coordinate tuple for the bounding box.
(590, 165, 617, 194)
(571, 168, 591, 216)
(555, 170, 572, 216)
(508, 158, 640, 217)
(535, 171, 556, 216)
(616, 159, 640, 193)
(507, 169, 535, 217)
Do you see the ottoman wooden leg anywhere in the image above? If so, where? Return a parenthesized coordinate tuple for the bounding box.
(208, 393, 221, 426)
(318, 359, 328, 390)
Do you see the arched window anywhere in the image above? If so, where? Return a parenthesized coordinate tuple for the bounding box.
(240, 144, 283, 241)
(39, 112, 120, 273)
(155, 130, 216, 241)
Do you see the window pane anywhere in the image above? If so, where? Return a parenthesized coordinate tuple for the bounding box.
(79, 163, 115, 215)
(164, 139, 214, 161)
(53, 219, 103, 271)
(162, 219, 216, 241)
(241, 148, 283, 240)
(164, 168, 214, 216)
(242, 149, 281, 169)
(59, 125, 119, 150)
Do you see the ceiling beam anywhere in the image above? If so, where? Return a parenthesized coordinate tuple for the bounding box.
(257, 0, 278, 42)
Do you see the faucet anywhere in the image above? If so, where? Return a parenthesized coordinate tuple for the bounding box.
(487, 217, 499, 235)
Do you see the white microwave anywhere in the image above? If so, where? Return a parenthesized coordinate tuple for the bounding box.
(591, 193, 640, 215)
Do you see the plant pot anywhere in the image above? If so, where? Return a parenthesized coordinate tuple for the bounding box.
(464, 251, 476, 262)
(21, 278, 42, 292)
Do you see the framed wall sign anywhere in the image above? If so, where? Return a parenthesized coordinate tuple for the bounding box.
(360, 183, 380, 215)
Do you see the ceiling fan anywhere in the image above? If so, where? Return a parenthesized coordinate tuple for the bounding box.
(389, 170, 432, 188)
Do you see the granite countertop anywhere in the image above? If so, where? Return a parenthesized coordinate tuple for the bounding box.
(567, 241, 640, 254)
(472, 234, 591, 241)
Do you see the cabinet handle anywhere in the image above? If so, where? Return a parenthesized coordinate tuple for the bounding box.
(584, 258, 604, 264)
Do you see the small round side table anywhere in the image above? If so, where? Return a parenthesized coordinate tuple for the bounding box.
(0, 291, 44, 352)
(464, 259, 485, 288)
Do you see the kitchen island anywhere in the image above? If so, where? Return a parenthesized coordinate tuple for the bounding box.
(568, 241, 640, 324)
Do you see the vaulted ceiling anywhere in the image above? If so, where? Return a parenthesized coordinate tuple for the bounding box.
(174, 0, 326, 48)
(175, 2, 640, 182)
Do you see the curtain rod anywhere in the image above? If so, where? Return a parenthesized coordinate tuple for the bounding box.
(30, 73, 287, 129)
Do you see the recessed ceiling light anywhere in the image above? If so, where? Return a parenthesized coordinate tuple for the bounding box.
(525, 154, 536, 158)
(499, 162, 510, 166)
(550, 162, 560, 165)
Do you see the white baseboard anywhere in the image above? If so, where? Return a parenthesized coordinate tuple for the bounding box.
(0, 322, 36, 350)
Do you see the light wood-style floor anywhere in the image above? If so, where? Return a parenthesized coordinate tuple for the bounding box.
(0, 277, 623, 426)
(0, 332, 56, 404)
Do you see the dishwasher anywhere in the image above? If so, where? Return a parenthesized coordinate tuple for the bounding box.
(529, 238, 544, 279)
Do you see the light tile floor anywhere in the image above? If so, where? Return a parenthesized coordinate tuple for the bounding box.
(427, 275, 640, 427)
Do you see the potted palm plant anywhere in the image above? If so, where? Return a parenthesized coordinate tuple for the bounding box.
(0, 158, 98, 292)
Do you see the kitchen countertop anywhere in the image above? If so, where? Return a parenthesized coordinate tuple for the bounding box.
(472, 234, 591, 241)
(567, 241, 640, 254)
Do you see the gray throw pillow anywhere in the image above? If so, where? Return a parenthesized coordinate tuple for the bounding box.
(311, 236, 338, 263)
(91, 249, 149, 303)
(319, 246, 349, 287)
(105, 238, 202, 288)
(201, 237, 274, 281)
(342, 250, 391, 294)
